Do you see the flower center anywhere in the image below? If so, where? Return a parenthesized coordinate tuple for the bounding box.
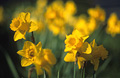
(14, 20, 20, 28)
(19, 22, 30, 31)
(68, 38, 76, 46)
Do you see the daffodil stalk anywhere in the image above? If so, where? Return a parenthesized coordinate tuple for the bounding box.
(28, 66, 35, 78)
(73, 63, 76, 78)
(31, 32, 35, 44)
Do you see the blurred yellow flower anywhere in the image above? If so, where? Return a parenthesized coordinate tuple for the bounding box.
(88, 17, 97, 33)
(31, 18, 45, 32)
(64, 42, 92, 69)
(0, 6, 4, 23)
(106, 13, 120, 37)
(75, 16, 97, 36)
(17, 41, 56, 76)
(45, 1, 77, 36)
(88, 6, 105, 22)
(64, 29, 89, 52)
(10, 12, 38, 41)
(89, 39, 108, 71)
(65, 1, 76, 15)
(45, 1, 65, 36)
(63, 1, 77, 26)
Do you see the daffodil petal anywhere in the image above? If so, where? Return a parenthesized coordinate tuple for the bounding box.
(28, 22, 38, 32)
(64, 53, 75, 62)
(77, 57, 85, 69)
(82, 36, 89, 42)
(18, 12, 30, 22)
(17, 50, 26, 57)
(36, 42, 42, 52)
(21, 57, 33, 67)
(81, 42, 92, 54)
(91, 59, 99, 71)
(43, 64, 51, 77)
(23, 41, 35, 50)
(43, 49, 56, 65)
(25, 12, 30, 22)
(35, 64, 44, 75)
(90, 39, 97, 47)
(14, 31, 25, 41)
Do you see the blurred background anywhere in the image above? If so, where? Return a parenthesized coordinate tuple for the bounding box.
(0, 0, 120, 78)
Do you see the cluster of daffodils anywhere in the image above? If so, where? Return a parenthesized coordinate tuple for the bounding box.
(64, 29, 108, 71)
(45, 1, 76, 36)
(12, 0, 120, 37)
(75, 6, 106, 36)
(10, 12, 56, 77)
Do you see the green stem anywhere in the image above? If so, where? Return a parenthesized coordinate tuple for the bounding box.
(73, 63, 76, 78)
(31, 32, 35, 44)
(44, 71, 46, 78)
(83, 67, 85, 78)
(28, 66, 35, 78)
(93, 71, 96, 78)
(57, 70, 59, 78)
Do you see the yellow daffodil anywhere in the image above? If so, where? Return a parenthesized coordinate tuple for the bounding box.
(88, 17, 97, 33)
(64, 29, 89, 52)
(31, 18, 45, 32)
(90, 39, 108, 71)
(106, 13, 120, 37)
(63, 1, 77, 26)
(45, 1, 77, 36)
(65, 1, 76, 15)
(88, 6, 105, 22)
(17, 41, 56, 76)
(45, 1, 66, 36)
(10, 12, 38, 41)
(64, 42, 92, 69)
(75, 16, 97, 36)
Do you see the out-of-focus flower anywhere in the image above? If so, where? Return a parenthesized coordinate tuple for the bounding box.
(17, 41, 56, 76)
(89, 39, 108, 71)
(88, 17, 97, 33)
(45, 1, 65, 36)
(63, 1, 77, 26)
(106, 13, 120, 37)
(88, 6, 105, 22)
(31, 18, 45, 32)
(0, 6, 4, 23)
(75, 16, 97, 36)
(45, 1, 77, 36)
(65, 1, 76, 15)
(10, 12, 38, 41)
(31, 0, 47, 19)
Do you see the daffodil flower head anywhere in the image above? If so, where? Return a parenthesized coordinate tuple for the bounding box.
(65, 1, 77, 15)
(75, 16, 91, 36)
(10, 12, 38, 41)
(64, 29, 89, 52)
(17, 41, 37, 67)
(88, 6, 106, 22)
(90, 39, 108, 71)
(64, 42, 92, 69)
(17, 41, 56, 77)
(106, 13, 120, 37)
